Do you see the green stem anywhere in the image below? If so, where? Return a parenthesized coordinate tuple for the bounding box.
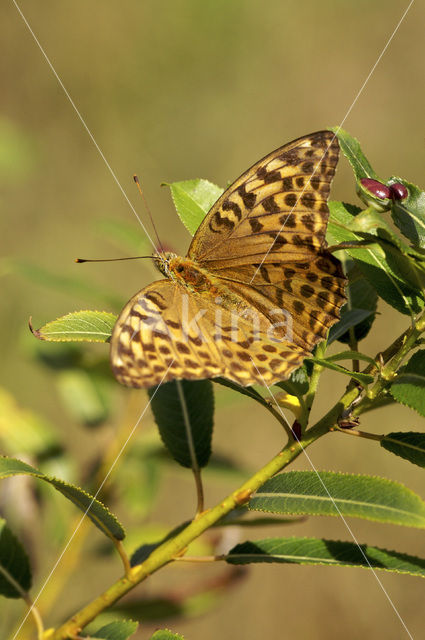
(341, 255, 359, 372)
(48, 420, 331, 640)
(353, 309, 425, 416)
(301, 341, 326, 430)
(3, 563, 45, 639)
(47, 310, 425, 640)
(335, 426, 382, 441)
(214, 378, 293, 437)
(113, 540, 132, 577)
(176, 380, 205, 515)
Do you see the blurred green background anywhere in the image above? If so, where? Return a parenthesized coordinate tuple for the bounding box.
(1, 1, 425, 638)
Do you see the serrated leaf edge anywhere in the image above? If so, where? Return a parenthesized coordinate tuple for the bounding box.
(0, 459, 125, 540)
(249, 470, 425, 527)
(228, 535, 425, 577)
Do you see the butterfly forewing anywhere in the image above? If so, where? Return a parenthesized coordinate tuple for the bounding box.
(189, 130, 339, 268)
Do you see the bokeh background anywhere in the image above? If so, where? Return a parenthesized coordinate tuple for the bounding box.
(1, 1, 425, 638)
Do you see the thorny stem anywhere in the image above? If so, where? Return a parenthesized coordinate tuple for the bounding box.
(45, 309, 425, 640)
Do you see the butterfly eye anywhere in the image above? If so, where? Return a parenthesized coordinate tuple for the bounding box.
(176, 265, 185, 273)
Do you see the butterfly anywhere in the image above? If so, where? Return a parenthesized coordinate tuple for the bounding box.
(110, 131, 347, 389)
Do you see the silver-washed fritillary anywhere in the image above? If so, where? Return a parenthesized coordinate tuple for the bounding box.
(110, 131, 346, 388)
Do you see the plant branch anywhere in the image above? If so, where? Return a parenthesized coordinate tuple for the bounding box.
(352, 309, 425, 416)
(334, 426, 382, 441)
(48, 418, 332, 639)
(46, 309, 425, 639)
(301, 341, 326, 430)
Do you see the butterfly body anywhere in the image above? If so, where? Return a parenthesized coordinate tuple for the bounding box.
(156, 252, 221, 297)
(111, 131, 347, 389)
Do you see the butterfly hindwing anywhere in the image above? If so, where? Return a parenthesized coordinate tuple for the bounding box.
(110, 280, 308, 388)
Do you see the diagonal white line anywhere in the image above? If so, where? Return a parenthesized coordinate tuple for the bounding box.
(335, 0, 415, 133)
(249, 0, 415, 285)
(11, 0, 158, 254)
(10, 0, 416, 636)
(250, 358, 414, 640)
(11, 363, 174, 640)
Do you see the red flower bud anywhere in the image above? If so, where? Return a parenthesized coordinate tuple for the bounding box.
(360, 178, 391, 200)
(389, 182, 408, 201)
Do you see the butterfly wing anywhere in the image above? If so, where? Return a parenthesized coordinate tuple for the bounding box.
(208, 254, 346, 352)
(110, 280, 308, 388)
(188, 130, 346, 351)
(188, 130, 339, 268)
(111, 131, 345, 389)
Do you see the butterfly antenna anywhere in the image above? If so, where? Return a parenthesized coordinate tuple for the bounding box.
(133, 175, 165, 255)
(75, 255, 154, 263)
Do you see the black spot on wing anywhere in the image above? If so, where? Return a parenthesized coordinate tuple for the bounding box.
(222, 199, 242, 220)
(249, 218, 263, 233)
(238, 184, 256, 209)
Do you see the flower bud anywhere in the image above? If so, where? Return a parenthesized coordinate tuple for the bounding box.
(360, 178, 391, 200)
(388, 182, 408, 201)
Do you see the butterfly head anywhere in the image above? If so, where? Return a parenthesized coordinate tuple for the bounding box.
(154, 251, 216, 294)
(153, 251, 178, 278)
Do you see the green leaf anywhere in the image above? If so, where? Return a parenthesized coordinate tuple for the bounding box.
(249, 471, 425, 527)
(390, 350, 425, 417)
(227, 536, 425, 578)
(324, 350, 376, 367)
(215, 509, 305, 528)
(148, 380, 214, 469)
(307, 356, 373, 386)
(360, 393, 395, 414)
(330, 127, 379, 182)
(150, 631, 185, 640)
(346, 209, 425, 291)
(336, 262, 378, 343)
(327, 308, 375, 344)
(214, 378, 270, 409)
(91, 620, 139, 640)
(381, 432, 425, 468)
(389, 177, 425, 249)
(330, 127, 391, 212)
(165, 179, 223, 236)
(329, 204, 425, 293)
(328, 201, 424, 315)
(30, 311, 117, 343)
(0, 457, 125, 541)
(275, 364, 309, 397)
(0, 518, 32, 598)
